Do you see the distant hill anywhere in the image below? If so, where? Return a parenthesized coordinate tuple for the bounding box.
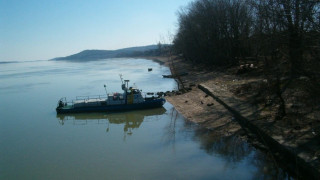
(52, 44, 169, 61)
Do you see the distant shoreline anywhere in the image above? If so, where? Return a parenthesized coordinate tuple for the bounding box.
(133, 56, 171, 66)
(51, 44, 169, 61)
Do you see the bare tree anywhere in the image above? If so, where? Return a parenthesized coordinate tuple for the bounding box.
(253, 0, 320, 76)
(173, 0, 253, 66)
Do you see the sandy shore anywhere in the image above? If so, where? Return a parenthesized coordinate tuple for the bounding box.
(146, 56, 320, 179)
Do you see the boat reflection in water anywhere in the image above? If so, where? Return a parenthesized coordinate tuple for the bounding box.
(56, 106, 292, 179)
(56, 107, 166, 135)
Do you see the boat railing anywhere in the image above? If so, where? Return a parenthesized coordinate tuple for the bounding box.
(59, 97, 67, 102)
(60, 97, 74, 105)
(58, 95, 108, 107)
(75, 95, 108, 101)
(142, 92, 164, 98)
(57, 97, 74, 107)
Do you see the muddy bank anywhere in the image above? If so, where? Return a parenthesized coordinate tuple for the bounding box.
(149, 56, 320, 179)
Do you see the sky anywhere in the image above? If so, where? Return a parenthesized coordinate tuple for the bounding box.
(0, 0, 193, 61)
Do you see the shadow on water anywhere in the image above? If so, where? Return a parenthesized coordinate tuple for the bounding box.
(164, 107, 293, 180)
(192, 128, 292, 179)
(56, 107, 166, 135)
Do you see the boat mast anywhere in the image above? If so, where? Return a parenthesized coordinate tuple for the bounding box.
(124, 80, 129, 90)
(119, 74, 124, 84)
(104, 84, 107, 95)
(124, 80, 130, 105)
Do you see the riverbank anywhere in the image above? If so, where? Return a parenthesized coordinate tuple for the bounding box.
(149, 56, 320, 179)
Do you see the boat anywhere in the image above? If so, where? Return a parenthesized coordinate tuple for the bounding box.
(56, 75, 166, 114)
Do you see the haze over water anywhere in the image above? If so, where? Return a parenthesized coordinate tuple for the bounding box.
(0, 58, 290, 179)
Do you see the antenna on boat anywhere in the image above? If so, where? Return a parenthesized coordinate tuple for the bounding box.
(104, 84, 108, 95)
(119, 74, 123, 84)
(132, 83, 137, 89)
(124, 80, 130, 90)
(120, 74, 129, 91)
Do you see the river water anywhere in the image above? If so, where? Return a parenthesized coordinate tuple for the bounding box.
(0, 58, 291, 179)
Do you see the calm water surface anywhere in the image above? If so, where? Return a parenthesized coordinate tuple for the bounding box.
(0, 58, 290, 179)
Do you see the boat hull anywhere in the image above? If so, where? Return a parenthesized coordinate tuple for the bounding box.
(56, 98, 166, 114)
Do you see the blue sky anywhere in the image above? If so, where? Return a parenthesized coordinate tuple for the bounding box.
(0, 0, 193, 61)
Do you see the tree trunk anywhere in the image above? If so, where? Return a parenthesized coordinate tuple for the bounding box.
(289, 28, 303, 77)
